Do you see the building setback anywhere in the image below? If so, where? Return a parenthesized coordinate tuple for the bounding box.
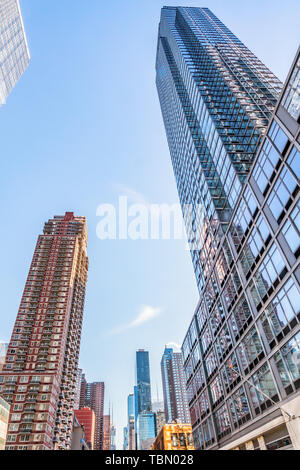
(0, 212, 89, 450)
(79, 379, 105, 450)
(156, 6, 300, 450)
(0, 0, 30, 105)
(161, 347, 191, 424)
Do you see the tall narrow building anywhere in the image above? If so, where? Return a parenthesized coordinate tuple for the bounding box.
(136, 350, 152, 413)
(0, 212, 89, 450)
(156, 7, 300, 450)
(0, 0, 30, 105)
(127, 393, 135, 450)
(161, 347, 190, 424)
(103, 414, 111, 450)
(79, 380, 105, 450)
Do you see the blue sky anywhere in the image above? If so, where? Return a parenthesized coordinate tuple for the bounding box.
(0, 0, 299, 449)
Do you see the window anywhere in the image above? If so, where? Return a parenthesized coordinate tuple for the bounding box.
(214, 404, 231, 438)
(281, 203, 300, 256)
(281, 55, 300, 121)
(222, 353, 240, 392)
(237, 326, 264, 372)
(210, 301, 225, 334)
(273, 332, 300, 392)
(202, 325, 212, 353)
(205, 348, 218, 377)
(249, 363, 278, 413)
(253, 138, 281, 193)
(198, 389, 210, 416)
(215, 324, 232, 360)
(267, 165, 298, 224)
(260, 277, 300, 345)
(230, 296, 252, 338)
(202, 416, 215, 446)
(229, 386, 251, 427)
(268, 121, 289, 153)
(210, 374, 224, 404)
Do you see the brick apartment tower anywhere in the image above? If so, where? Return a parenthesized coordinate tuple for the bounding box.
(0, 212, 89, 450)
(80, 379, 105, 450)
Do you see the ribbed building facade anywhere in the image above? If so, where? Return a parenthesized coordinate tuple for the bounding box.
(0, 212, 89, 450)
(161, 347, 190, 424)
(156, 7, 300, 450)
(0, 0, 30, 105)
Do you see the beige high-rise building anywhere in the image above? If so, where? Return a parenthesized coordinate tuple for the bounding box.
(0, 212, 89, 450)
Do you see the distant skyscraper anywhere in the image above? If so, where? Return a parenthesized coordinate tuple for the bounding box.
(80, 380, 105, 450)
(110, 425, 116, 450)
(123, 426, 128, 450)
(133, 385, 138, 448)
(0, 342, 8, 372)
(161, 347, 190, 424)
(137, 412, 156, 450)
(127, 393, 135, 450)
(0, 212, 89, 450)
(157, 7, 300, 450)
(0, 0, 30, 105)
(128, 393, 134, 421)
(103, 415, 111, 450)
(136, 350, 152, 413)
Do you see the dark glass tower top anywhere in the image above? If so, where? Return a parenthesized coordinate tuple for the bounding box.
(156, 7, 283, 292)
(136, 350, 152, 413)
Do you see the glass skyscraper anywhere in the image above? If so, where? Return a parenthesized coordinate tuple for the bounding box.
(0, 0, 30, 105)
(136, 412, 156, 450)
(156, 7, 300, 450)
(136, 350, 152, 413)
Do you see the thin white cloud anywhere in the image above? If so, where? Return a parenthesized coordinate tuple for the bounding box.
(109, 305, 162, 335)
(114, 183, 151, 208)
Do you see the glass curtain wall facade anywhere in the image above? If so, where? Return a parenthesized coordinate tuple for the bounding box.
(182, 48, 300, 451)
(156, 6, 281, 295)
(0, 0, 30, 105)
(136, 412, 156, 450)
(156, 7, 300, 450)
(136, 350, 152, 413)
